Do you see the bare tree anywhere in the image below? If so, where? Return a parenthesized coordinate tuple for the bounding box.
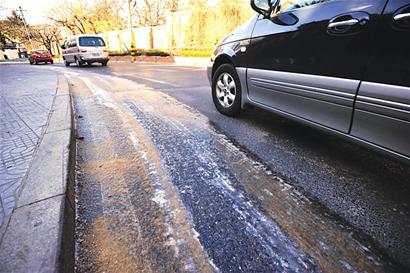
(184, 0, 254, 49)
(132, 0, 167, 49)
(32, 25, 62, 55)
(49, 0, 127, 35)
(0, 10, 29, 45)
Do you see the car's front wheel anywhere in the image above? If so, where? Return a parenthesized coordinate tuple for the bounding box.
(212, 64, 242, 116)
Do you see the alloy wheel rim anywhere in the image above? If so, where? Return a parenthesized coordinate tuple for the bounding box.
(216, 73, 236, 108)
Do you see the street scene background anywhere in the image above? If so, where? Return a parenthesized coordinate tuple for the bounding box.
(1, 0, 410, 273)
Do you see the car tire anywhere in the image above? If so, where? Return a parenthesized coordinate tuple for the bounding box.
(50, 60, 54, 64)
(75, 57, 83, 67)
(102, 61, 108, 67)
(212, 64, 242, 116)
(34, 60, 38, 65)
(64, 59, 70, 67)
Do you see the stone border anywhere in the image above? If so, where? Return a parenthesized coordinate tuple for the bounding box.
(0, 74, 75, 273)
(109, 55, 210, 68)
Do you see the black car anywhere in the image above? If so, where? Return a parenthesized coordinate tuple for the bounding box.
(208, 0, 410, 163)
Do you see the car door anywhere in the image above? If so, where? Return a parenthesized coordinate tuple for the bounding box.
(63, 39, 71, 62)
(350, 0, 410, 158)
(246, 0, 388, 133)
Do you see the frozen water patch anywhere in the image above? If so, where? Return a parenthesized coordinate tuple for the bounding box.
(126, 101, 319, 272)
(76, 74, 201, 269)
(79, 76, 119, 110)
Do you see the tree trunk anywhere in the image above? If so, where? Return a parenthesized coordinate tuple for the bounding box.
(149, 26, 154, 49)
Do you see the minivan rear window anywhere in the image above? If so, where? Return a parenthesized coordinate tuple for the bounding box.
(79, 37, 106, 47)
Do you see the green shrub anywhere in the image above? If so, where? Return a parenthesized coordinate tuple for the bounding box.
(174, 50, 212, 57)
(109, 51, 129, 56)
(144, 50, 170, 57)
(109, 49, 170, 57)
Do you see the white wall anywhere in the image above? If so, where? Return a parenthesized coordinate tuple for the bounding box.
(102, 10, 192, 52)
(3, 49, 19, 60)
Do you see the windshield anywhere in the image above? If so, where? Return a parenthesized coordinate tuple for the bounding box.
(34, 50, 49, 54)
(79, 37, 106, 47)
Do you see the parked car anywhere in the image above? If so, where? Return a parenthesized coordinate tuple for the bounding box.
(208, 0, 410, 162)
(29, 50, 53, 64)
(18, 47, 28, 58)
(61, 34, 109, 67)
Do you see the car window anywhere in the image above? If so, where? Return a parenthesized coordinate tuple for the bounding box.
(276, 0, 331, 13)
(79, 37, 106, 47)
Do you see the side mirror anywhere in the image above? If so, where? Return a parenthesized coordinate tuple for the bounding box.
(251, 0, 279, 18)
(60, 44, 66, 49)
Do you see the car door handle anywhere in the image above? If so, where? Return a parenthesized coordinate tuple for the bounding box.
(393, 13, 410, 21)
(328, 19, 359, 29)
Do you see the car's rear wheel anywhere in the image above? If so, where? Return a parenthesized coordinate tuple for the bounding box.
(212, 64, 242, 116)
(102, 61, 108, 67)
(50, 60, 53, 64)
(34, 60, 38, 65)
(64, 59, 70, 67)
(75, 57, 83, 67)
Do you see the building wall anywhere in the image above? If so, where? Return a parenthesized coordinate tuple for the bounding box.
(3, 49, 20, 60)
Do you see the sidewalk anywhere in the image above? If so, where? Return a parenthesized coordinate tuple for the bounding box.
(0, 58, 29, 65)
(0, 65, 75, 272)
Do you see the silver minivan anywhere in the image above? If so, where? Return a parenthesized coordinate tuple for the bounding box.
(62, 34, 109, 67)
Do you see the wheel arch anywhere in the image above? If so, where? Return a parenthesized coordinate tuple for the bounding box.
(212, 53, 236, 79)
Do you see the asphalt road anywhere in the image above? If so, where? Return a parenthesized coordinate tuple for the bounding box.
(24, 61, 410, 272)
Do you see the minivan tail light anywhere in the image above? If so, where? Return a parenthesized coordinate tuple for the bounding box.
(78, 49, 87, 53)
(103, 49, 109, 52)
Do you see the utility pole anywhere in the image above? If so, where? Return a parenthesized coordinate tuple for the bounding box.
(128, 0, 136, 61)
(18, 6, 34, 50)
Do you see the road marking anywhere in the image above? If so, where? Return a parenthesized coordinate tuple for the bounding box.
(161, 86, 210, 92)
(147, 68, 177, 72)
(112, 72, 180, 87)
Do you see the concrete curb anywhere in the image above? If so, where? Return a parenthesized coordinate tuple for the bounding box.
(0, 74, 75, 273)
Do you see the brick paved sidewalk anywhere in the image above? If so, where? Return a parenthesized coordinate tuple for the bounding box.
(0, 67, 58, 228)
(0, 65, 75, 272)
